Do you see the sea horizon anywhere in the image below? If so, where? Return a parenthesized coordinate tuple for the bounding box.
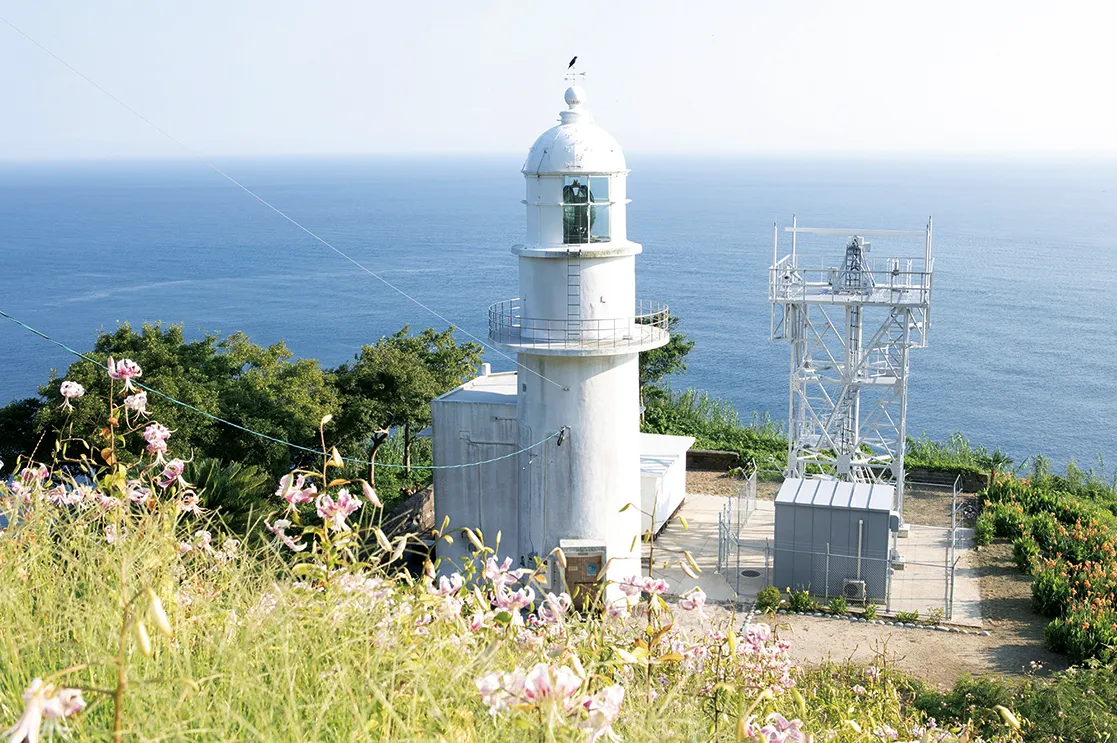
(3, 154, 1116, 472)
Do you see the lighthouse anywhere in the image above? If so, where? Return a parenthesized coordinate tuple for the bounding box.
(430, 82, 675, 596)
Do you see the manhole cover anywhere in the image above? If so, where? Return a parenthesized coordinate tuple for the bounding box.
(740, 569, 761, 578)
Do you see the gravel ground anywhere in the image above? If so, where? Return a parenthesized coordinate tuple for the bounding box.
(665, 541, 1064, 689)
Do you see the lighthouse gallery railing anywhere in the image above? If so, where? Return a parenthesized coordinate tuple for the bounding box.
(488, 299, 669, 351)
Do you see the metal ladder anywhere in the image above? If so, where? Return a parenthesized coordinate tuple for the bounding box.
(566, 251, 581, 344)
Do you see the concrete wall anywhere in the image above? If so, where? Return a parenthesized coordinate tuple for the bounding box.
(431, 397, 520, 570)
(517, 353, 642, 585)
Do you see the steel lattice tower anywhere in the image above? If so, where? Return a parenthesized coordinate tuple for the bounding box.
(769, 217, 934, 516)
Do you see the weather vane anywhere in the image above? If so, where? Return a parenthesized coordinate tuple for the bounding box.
(564, 55, 586, 86)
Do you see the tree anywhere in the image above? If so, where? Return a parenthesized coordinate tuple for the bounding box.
(1, 322, 338, 476)
(979, 449, 1014, 487)
(331, 326, 483, 481)
(639, 314, 695, 395)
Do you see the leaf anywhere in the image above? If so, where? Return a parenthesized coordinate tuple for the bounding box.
(728, 629, 737, 655)
(613, 648, 638, 664)
(653, 651, 684, 664)
(494, 611, 512, 625)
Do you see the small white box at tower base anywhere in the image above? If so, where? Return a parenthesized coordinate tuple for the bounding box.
(558, 539, 607, 610)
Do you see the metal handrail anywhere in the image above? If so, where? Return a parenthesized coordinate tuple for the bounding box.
(488, 298, 670, 350)
(769, 255, 933, 305)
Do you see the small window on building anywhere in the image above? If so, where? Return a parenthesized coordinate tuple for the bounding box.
(563, 176, 611, 244)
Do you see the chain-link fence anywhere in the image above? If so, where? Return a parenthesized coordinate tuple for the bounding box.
(715, 469, 758, 597)
(716, 475, 967, 620)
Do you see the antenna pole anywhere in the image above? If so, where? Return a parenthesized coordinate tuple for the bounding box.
(791, 214, 798, 264)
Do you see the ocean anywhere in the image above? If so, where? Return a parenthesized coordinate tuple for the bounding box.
(1, 156, 1115, 470)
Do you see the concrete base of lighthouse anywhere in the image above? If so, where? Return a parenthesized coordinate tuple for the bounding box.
(515, 352, 643, 595)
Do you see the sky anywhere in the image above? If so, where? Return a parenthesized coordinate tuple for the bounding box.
(1, 1, 1115, 160)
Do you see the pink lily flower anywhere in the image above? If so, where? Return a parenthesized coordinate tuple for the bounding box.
(58, 381, 84, 411)
(123, 391, 148, 414)
(6, 678, 85, 743)
(266, 519, 307, 552)
(126, 480, 152, 504)
(641, 576, 670, 596)
(157, 459, 187, 489)
(275, 473, 317, 506)
(315, 488, 361, 531)
(581, 684, 625, 742)
(679, 587, 706, 612)
(105, 357, 142, 391)
(179, 490, 202, 515)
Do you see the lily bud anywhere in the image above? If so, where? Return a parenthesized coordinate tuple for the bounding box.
(147, 588, 173, 638)
(320, 413, 333, 427)
(136, 620, 153, 656)
(328, 447, 344, 469)
(361, 480, 382, 508)
(994, 705, 1021, 731)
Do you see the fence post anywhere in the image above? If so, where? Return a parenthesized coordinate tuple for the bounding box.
(825, 543, 831, 601)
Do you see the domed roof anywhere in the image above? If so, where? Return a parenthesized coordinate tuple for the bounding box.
(522, 86, 626, 175)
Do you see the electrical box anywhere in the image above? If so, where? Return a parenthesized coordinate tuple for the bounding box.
(559, 539, 606, 611)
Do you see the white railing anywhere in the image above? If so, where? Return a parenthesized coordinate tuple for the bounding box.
(770, 254, 933, 305)
(488, 299, 669, 351)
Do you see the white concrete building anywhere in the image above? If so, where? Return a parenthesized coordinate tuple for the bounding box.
(431, 83, 683, 595)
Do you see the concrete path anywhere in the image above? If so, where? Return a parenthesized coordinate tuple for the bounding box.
(645, 492, 983, 627)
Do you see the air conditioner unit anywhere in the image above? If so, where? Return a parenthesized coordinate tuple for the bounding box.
(843, 578, 867, 601)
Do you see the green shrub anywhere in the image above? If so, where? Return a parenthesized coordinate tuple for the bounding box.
(988, 501, 1029, 539)
(1012, 536, 1040, 574)
(895, 610, 920, 623)
(1045, 604, 1117, 664)
(863, 602, 878, 621)
(755, 585, 782, 613)
(787, 588, 818, 613)
(185, 457, 272, 535)
(974, 512, 995, 546)
(1031, 561, 1073, 617)
(826, 596, 848, 615)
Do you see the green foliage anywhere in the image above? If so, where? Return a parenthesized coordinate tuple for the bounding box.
(755, 586, 781, 613)
(184, 457, 272, 535)
(641, 387, 786, 472)
(638, 314, 695, 392)
(918, 668, 1117, 742)
(862, 602, 878, 621)
(1012, 536, 1040, 574)
(826, 596, 848, 615)
(332, 325, 482, 476)
(895, 610, 920, 623)
(787, 588, 818, 613)
(5, 322, 338, 477)
(904, 432, 990, 477)
(1030, 562, 1072, 618)
(0, 397, 42, 469)
(974, 512, 995, 546)
(1045, 605, 1117, 665)
(987, 501, 1029, 540)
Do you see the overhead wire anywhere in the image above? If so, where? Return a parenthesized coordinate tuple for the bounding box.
(0, 308, 559, 469)
(0, 13, 568, 393)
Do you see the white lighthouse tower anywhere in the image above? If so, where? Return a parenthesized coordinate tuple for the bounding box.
(486, 83, 671, 585)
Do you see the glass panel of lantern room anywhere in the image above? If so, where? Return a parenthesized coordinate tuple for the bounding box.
(588, 176, 611, 243)
(563, 177, 590, 244)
